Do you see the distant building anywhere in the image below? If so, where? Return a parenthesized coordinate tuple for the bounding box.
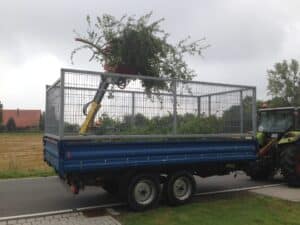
(3, 109, 41, 129)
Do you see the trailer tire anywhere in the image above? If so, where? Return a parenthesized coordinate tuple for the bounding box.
(280, 144, 300, 187)
(127, 173, 161, 211)
(164, 171, 195, 206)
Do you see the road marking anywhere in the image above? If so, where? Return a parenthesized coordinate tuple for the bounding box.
(76, 202, 126, 211)
(194, 183, 285, 196)
(0, 183, 285, 221)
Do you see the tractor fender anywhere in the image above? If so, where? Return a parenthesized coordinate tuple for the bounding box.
(256, 132, 266, 146)
(278, 131, 300, 145)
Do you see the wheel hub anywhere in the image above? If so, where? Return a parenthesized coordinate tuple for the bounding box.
(134, 179, 155, 205)
(173, 177, 191, 200)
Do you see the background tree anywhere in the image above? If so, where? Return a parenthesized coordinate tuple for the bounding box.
(267, 59, 300, 106)
(222, 96, 254, 132)
(6, 117, 16, 132)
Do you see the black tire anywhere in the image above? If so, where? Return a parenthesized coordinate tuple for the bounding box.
(246, 161, 274, 181)
(164, 171, 196, 206)
(280, 144, 300, 187)
(127, 173, 161, 211)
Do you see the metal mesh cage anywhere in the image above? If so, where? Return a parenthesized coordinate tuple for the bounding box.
(45, 68, 256, 139)
(45, 81, 61, 135)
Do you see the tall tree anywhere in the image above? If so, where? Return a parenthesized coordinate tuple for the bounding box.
(267, 59, 300, 106)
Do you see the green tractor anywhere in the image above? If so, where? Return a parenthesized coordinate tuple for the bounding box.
(247, 107, 300, 186)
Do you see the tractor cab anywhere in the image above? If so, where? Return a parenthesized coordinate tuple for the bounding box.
(257, 107, 300, 145)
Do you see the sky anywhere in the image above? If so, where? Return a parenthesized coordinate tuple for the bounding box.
(1, 0, 300, 109)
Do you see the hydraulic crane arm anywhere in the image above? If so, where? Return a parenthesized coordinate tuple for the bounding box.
(79, 75, 128, 135)
(79, 78, 110, 135)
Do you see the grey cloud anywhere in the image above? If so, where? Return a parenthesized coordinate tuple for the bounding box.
(0, 0, 289, 63)
(0, 0, 300, 107)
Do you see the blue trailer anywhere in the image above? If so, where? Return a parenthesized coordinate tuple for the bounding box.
(44, 68, 258, 210)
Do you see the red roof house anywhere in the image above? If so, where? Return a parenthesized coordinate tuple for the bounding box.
(2, 109, 41, 128)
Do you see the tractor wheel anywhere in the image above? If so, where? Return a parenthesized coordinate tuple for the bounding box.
(246, 161, 274, 181)
(280, 144, 300, 187)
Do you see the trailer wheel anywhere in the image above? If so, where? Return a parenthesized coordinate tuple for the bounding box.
(165, 171, 195, 206)
(280, 144, 300, 187)
(127, 174, 161, 211)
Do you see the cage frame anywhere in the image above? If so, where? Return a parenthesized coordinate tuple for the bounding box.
(45, 68, 257, 141)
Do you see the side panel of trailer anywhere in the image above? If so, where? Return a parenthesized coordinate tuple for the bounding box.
(44, 137, 257, 177)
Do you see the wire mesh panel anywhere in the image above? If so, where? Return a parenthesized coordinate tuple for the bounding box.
(175, 81, 255, 135)
(45, 68, 256, 139)
(45, 82, 61, 135)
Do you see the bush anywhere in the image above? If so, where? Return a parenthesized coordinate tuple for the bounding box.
(64, 122, 80, 133)
(92, 113, 223, 136)
(0, 124, 6, 132)
(6, 117, 16, 131)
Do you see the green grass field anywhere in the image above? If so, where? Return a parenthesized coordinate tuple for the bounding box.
(0, 169, 55, 179)
(120, 193, 300, 225)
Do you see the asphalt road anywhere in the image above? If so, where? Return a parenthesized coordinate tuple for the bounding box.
(0, 173, 283, 217)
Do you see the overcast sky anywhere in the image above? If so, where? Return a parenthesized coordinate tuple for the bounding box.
(1, 0, 300, 109)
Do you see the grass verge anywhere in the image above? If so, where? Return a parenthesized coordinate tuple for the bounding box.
(120, 193, 300, 225)
(0, 169, 55, 179)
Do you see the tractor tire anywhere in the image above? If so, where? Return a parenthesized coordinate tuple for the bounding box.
(280, 144, 300, 187)
(246, 161, 274, 181)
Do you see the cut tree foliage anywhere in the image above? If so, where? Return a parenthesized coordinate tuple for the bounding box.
(71, 12, 209, 93)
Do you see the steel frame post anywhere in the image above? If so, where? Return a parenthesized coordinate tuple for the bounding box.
(197, 96, 201, 117)
(252, 88, 257, 134)
(172, 80, 177, 134)
(59, 69, 65, 139)
(45, 85, 49, 134)
(208, 96, 211, 117)
(240, 91, 244, 134)
(131, 92, 135, 126)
